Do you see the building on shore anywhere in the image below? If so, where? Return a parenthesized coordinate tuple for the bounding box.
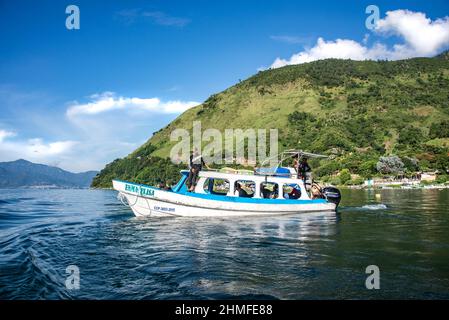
(420, 171, 438, 182)
(363, 171, 439, 187)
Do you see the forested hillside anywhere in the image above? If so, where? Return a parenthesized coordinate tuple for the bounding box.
(92, 52, 449, 188)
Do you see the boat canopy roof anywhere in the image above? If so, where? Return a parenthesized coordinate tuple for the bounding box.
(279, 149, 328, 159)
(179, 150, 327, 178)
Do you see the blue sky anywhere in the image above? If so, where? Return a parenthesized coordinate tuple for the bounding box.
(1, 0, 449, 172)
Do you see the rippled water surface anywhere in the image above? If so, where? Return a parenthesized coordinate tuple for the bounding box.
(0, 188, 448, 299)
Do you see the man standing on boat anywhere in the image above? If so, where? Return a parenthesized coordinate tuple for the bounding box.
(187, 148, 211, 192)
(293, 154, 311, 182)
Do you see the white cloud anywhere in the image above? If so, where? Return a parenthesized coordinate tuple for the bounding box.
(142, 11, 190, 27)
(269, 10, 449, 68)
(271, 38, 372, 68)
(66, 92, 199, 118)
(61, 92, 200, 171)
(117, 9, 190, 27)
(1, 87, 200, 172)
(362, 33, 370, 45)
(270, 35, 311, 44)
(0, 131, 78, 165)
(25, 138, 78, 156)
(375, 10, 449, 56)
(0, 129, 16, 142)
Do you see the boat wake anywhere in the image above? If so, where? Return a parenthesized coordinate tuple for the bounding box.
(339, 203, 388, 212)
(361, 204, 388, 210)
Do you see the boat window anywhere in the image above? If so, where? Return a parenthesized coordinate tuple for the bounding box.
(260, 182, 279, 199)
(203, 178, 229, 195)
(234, 180, 255, 198)
(283, 183, 301, 199)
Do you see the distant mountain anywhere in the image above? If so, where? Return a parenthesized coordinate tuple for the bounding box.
(0, 159, 98, 188)
(436, 50, 449, 60)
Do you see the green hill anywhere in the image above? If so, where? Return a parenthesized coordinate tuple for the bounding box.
(92, 53, 449, 188)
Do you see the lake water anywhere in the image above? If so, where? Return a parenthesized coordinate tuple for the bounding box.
(0, 188, 448, 299)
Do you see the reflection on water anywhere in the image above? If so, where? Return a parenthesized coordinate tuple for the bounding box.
(0, 188, 448, 299)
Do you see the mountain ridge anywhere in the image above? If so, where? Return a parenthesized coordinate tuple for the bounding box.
(0, 159, 98, 188)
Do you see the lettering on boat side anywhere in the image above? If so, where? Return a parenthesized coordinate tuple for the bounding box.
(139, 186, 155, 197)
(124, 184, 155, 197)
(124, 184, 139, 193)
(154, 206, 175, 213)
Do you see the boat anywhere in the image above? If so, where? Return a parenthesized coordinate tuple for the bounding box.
(113, 150, 342, 217)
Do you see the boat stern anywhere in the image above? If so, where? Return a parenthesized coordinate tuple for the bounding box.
(322, 186, 342, 207)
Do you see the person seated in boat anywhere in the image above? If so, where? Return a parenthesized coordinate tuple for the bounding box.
(270, 184, 279, 199)
(158, 181, 172, 191)
(235, 182, 251, 198)
(261, 184, 271, 199)
(165, 179, 174, 191)
(187, 149, 210, 192)
(286, 186, 301, 199)
(311, 184, 324, 199)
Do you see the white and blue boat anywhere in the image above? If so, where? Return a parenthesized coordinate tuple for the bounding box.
(113, 150, 341, 217)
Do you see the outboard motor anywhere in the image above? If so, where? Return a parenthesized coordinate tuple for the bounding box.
(322, 186, 342, 207)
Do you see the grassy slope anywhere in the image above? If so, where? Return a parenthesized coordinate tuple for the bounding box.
(92, 55, 449, 188)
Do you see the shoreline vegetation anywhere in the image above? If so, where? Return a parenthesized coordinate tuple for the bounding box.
(340, 182, 449, 189)
(92, 53, 449, 189)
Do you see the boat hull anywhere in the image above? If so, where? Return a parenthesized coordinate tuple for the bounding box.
(113, 180, 336, 217)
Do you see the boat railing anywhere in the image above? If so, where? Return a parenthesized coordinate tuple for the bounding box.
(199, 150, 327, 179)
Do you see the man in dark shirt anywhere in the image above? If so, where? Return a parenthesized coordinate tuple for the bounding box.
(299, 158, 311, 176)
(293, 156, 311, 180)
(186, 149, 210, 192)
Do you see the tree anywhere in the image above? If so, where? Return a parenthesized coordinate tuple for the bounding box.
(359, 160, 378, 178)
(288, 111, 316, 124)
(429, 121, 449, 139)
(398, 126, 424, 148)
(434, 152, 449, 172)
(402, 156, 419, 172)
(339, 169, 351, 185)
(376, 156, 404, 174)
(314, 161, 341, 177)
